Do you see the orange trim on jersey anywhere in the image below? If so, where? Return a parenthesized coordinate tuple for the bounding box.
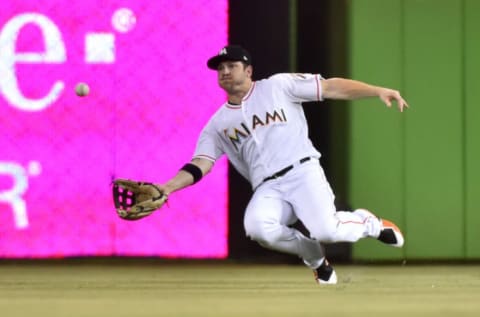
(243, 81, 256, 101)
(193, 154, 217, 162)
(225, 103, 241, 109)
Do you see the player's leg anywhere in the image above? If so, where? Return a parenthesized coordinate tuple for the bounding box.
(243, 185, 336, 284)
(284, 162, 374, 242)
(286, 162, 403, 247)
(244, 185, 324, 268)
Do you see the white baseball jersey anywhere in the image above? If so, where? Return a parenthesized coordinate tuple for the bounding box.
(194, 73, 324, 189)
(193, 72, 380, 270)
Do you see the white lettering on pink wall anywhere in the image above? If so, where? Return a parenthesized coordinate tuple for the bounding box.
(0, 13, 66, 111)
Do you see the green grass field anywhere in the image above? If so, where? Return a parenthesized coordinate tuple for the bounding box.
(0, 261, 479, 317)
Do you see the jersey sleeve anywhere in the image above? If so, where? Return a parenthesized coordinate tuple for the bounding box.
(275, 73, 324, 102)
(193, 119, 224, 163)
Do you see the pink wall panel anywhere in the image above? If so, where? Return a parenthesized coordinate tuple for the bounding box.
(0, 0, 229, 258)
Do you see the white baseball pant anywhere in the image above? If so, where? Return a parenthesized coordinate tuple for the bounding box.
(243, 159, 380, 268)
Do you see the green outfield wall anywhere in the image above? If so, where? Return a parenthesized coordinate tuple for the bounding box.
(349, 0, 480, 260)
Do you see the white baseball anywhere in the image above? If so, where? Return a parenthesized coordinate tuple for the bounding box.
(75, 83, 90, 97)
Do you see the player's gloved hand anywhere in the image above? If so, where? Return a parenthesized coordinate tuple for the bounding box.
(112, 179, 168, 220)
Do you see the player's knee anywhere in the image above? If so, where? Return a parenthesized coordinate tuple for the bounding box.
(244, 221, 270, 246)
(308, 223, 338, 243)
(244, 218, 281, 247)
(311, 232, 336, 243)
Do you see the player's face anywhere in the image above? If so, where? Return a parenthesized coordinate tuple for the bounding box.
(217, 61, 251, 93)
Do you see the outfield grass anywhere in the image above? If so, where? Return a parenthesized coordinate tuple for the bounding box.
(0, 262, 479, 317)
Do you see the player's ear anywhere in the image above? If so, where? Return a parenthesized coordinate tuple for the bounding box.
(246, 64, 253, 78)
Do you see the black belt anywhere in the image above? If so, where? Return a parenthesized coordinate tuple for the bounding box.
(262, 157, 312, 183)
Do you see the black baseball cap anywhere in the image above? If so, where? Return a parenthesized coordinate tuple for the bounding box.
(207, 45, 252, 70)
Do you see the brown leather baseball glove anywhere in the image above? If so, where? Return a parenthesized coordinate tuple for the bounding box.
(112, 179, 167, 220)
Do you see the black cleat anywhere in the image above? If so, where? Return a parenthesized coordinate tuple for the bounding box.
(378, 219, 404, 247)
(356, 209, 405, 248)
(313, 259, 337, 285)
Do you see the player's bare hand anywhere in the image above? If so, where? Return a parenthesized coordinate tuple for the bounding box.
(379, 88, 409, 112)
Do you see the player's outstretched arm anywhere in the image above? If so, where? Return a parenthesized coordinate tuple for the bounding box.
(321, 77, 409, 112)
(156, 158, 214, 195)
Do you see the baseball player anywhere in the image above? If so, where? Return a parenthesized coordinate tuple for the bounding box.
(155, 45, 408, 285)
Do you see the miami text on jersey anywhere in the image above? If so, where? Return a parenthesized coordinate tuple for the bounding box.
(223, 108, 287, 151)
